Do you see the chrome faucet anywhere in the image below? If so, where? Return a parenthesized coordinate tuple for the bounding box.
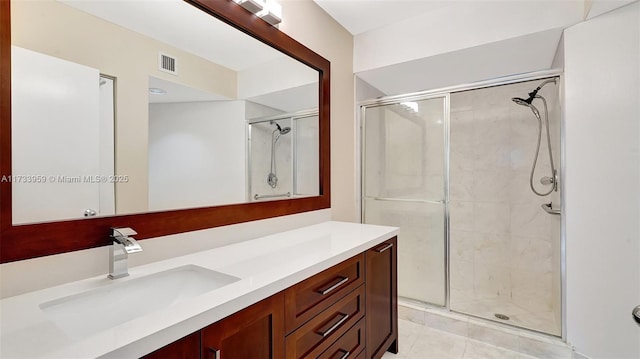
(108, 227, 142, 279)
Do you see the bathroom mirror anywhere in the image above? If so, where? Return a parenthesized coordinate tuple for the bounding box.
(0, 0, 331, 263)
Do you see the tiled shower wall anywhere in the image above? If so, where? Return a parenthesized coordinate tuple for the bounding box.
(449, 79, 561, 335)
(249, 119, 293, 200)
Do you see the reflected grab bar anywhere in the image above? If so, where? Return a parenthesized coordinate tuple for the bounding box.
(541, 202, 561, 215)
(254, 192, 291, 200)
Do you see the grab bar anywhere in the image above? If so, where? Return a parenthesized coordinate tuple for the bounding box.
(254, 192, 291, 200)
(541, 202, 561, 215)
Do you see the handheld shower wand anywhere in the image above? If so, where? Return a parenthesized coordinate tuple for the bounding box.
(511, 78, 558, 197)
(267, 121, 291, 189)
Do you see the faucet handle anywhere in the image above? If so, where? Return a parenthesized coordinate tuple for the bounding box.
(111, 227, 137, 238)
(110, 227, 142, 254)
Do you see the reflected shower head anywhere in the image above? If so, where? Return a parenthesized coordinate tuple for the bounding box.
(272, 122, 291, 135)
(279, 126, 291, 135)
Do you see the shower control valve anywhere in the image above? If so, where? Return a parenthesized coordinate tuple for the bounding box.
(540, 176, 555, 186)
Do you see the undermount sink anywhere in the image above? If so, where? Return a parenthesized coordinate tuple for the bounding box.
(39, 265, 240, 339)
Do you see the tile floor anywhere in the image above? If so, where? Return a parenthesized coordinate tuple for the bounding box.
(450, 297, 560, 335)
(382, 319, 546, 359)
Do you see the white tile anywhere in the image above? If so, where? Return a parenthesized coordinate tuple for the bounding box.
(519, 335, 572, 359)
(511, 270, 553, 313)
(473, 202, 510, 235)
(467, 321, 520, 352)
(450, 230, 475, 262)
(472, 170, 512, 202)
(424, 311, 469, 337)
(450, 201, 474, 232)
(407, 326, 467, 359)
(509, 235, 553, 274)
(463, 339, 520, 359)
(473, 262, 511, 300)
(509, 310, 560, 336)
(450, 169, 475, 201)
(399, 305, 426, 325)
(450, 259, 474, 302)
(509, 203, 551, 238)
(473, 233, 510, 266)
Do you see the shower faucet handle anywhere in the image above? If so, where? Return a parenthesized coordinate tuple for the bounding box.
(540, 176, 555, 186)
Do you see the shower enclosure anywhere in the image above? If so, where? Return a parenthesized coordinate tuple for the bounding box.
(361, 76, 562, 336)
(248, 111, 319, 201)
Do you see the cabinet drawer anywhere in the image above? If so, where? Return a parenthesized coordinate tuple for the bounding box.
(285, 254, 364, 333)
(318, 318, 365, 359)
(285, 285, 365, 359)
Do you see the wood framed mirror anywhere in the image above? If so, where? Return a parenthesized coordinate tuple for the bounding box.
(0, 0, 330, 263)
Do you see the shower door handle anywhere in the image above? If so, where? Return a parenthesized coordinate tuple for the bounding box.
(633, 306, 640, 325)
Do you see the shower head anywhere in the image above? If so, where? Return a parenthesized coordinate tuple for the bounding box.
(512, 78, 557, 107)
(272, 122, 291, 135)
(279, 126, 291, 135)
(512, 97, 541, 119)
(512, 97, 531, 106)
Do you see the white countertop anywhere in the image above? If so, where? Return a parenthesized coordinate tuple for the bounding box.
(0, 221, 398, 358)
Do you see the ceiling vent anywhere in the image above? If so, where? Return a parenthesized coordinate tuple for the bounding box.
(158, 52, 177, 75)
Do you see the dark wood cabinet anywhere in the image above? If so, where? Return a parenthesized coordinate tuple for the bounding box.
(201, 292, 285, 359)
(285, 254, 364, 334)
(141, 331, 200, 359)
(138, 238, 397, 359)
(365, 237, 398, 359)
(318, 318, 366, 359)
(285, 285, 365, 358)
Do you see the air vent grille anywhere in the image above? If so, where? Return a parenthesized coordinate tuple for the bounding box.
(159, 53, 177, 75)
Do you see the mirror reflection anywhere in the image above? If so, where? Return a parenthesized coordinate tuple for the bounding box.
(10, 0, 319, 224)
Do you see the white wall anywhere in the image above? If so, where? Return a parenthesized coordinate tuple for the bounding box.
(564, 2, 640, 358)
(353, 1, 583, 73)
(280, 0, 356, 221)
(148, 101, 247, 211)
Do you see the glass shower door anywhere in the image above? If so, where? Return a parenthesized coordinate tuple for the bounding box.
(362, 96, 447, 306)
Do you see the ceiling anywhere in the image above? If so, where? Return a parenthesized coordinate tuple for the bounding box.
(314, 0, 638, 36)
(60, 0, 284, 71)
(313, 0, 457, 35)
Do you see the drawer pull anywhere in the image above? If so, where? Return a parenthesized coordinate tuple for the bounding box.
(317, 312, 349, 338)
(374, 242, 393, 253)
(331, 349, 350, 359)
(207, 347, 221, 359)
(317, 276, 349, 295)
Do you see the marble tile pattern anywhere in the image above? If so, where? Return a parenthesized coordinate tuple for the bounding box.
(389, 307, 573, 359)
(449, 80, 562, 335)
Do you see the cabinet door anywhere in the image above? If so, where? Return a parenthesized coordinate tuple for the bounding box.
(141, 332, 200, 359)
(365, 237, 398, 359)
(202, 292, 285, 359)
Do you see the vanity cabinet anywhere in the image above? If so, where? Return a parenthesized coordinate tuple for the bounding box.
(365, 237, 398, 359)
(139, 238, 397, 359)
(201, 292, 285, 359)
(141, 332, 200, 359)
(284, 254, 364, 334)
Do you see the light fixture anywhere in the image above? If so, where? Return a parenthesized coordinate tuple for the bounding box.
(149, 88, 166, 95)
(258, 0, 282, 26)
(234, 0, 281, 26)
(400, 101, 419, 113)
(233, 0, 264, 14)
